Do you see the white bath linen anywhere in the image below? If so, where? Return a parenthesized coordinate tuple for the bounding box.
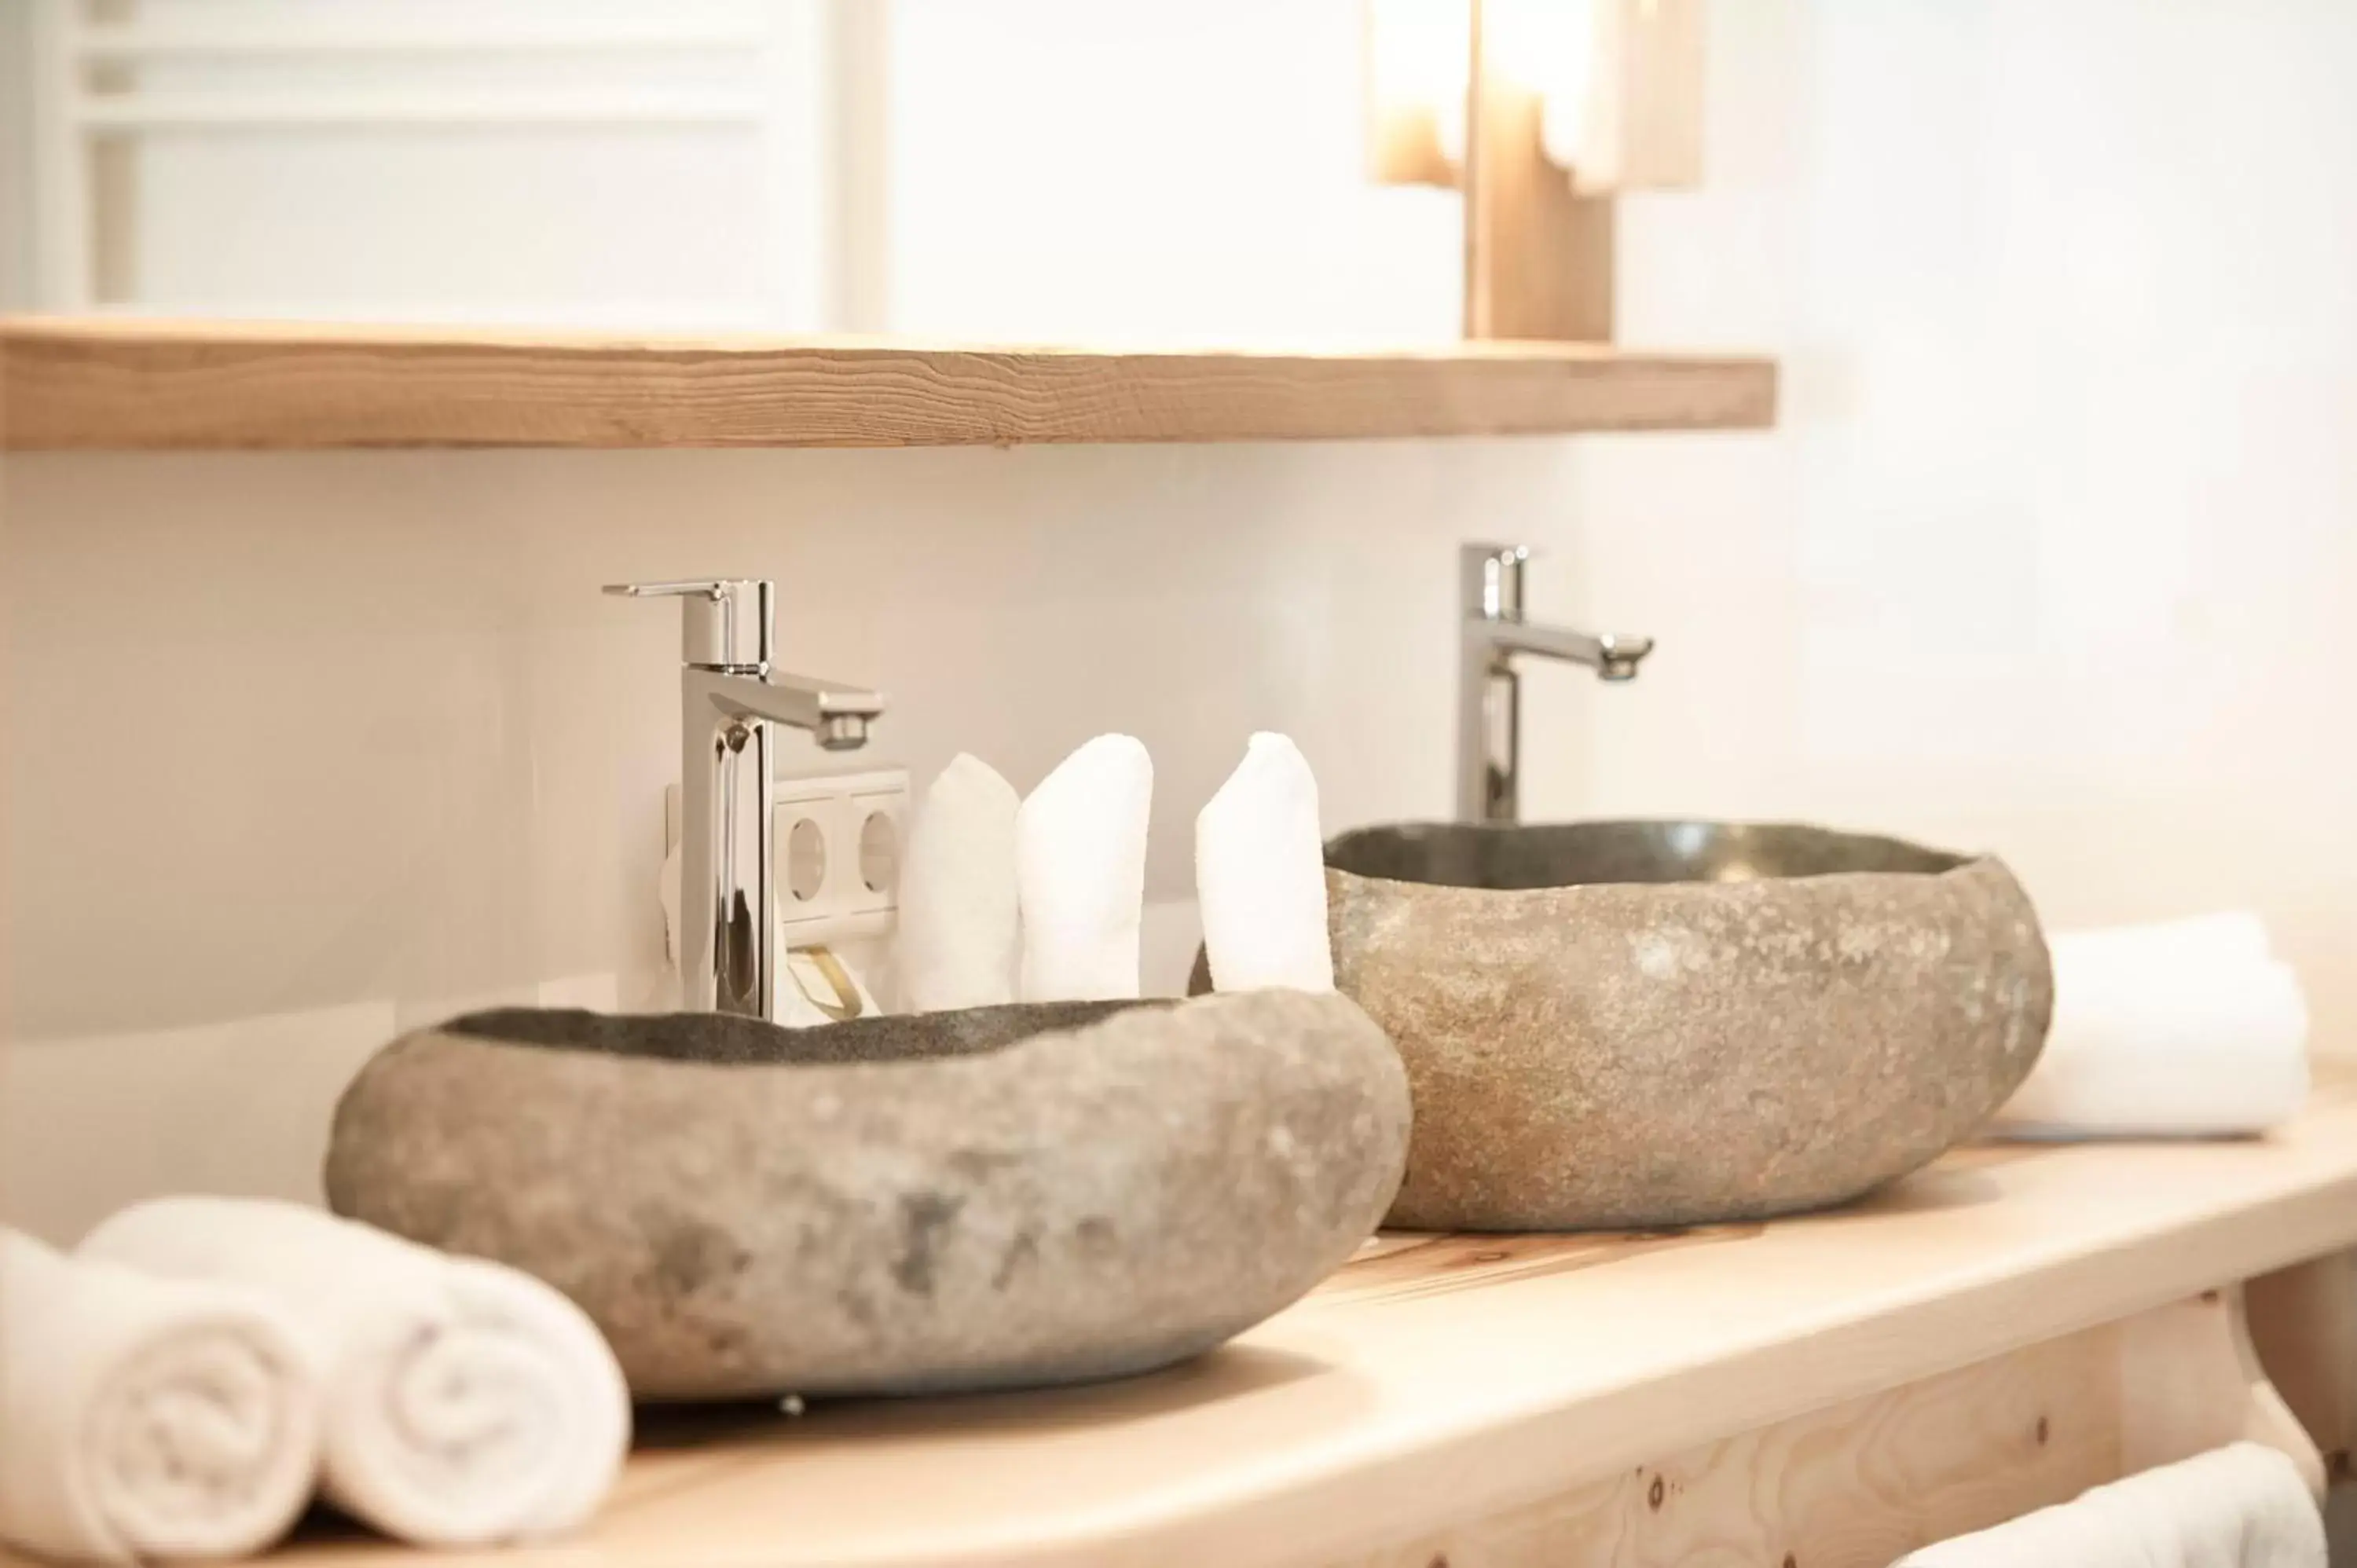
(2053, 910, 2275, 973)
(1194, 732, 1335, 994)
(0, 1227, 320, 1565)
(1897, 1442, 2323, 1568)
(1992, 912, 2309, 1138)
(896, 753, 1024, 1012)
(78, 1197, 629, 1549)
(1016, 734, 1153, 1002)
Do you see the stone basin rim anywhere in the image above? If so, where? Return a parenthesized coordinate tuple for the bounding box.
(1325, 818, 1989, 895)
(438, 997, 1172, 1069)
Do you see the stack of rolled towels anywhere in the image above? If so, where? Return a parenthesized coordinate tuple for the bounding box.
(897, 730, 1334, 1008)
(1991, 911, 2311, 1139)
(1, 1197, 629, 1563)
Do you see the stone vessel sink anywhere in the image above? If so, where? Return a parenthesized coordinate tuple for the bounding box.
(1325, 820, 2051, 1231)
(325, 990, 1409, 1401)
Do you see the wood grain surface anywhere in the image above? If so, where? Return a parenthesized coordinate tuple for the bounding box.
(1352, 1320, 2128, 1567)
(1354, 1289, 2321, 1568)
(0, 317, 1777, 449)
(6, 1073, 2350, 1568)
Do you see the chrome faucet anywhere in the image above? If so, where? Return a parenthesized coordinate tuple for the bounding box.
(606, 579, 884, 1017)
(1457, 543, 1653, 824)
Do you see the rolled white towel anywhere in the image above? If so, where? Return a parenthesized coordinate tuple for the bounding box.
(897, 753, 1023, 1013)
(78, 1197, 629, 1549)
(1897, 1441, 2323, 1567)
(1992, 913, 2309, 1139)
(0, 1227, 319, 1565)
(1017, 735, 1153, 1002)
(1195, 732, 1335, 994)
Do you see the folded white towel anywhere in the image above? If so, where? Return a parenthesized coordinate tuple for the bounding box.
(897, 753, 1023, 1013)
(0, 1227, 320, 1565)
(2056, 910, 2275, 973)
(1992, 912, 2309, 1139)
(1897, 1442, 2323, 1567)
(1017, 735, 1153, 1002)
(78, 1198, 629, 1549)
(1194, 732, 1335, 994)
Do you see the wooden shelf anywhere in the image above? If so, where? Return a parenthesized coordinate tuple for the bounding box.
(38, 1068, 2349, 1568)
(0, 317, 1776, 450)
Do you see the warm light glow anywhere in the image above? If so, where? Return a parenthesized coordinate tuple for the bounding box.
(1483, 0, 1595, 97)
(1365, 0, 1471, 185)
(1364, 0, 1703, 194)
(1484, 0, 1603, 174)
(1367, 0, 1472, 121)
(1366, 0, 1607, 186)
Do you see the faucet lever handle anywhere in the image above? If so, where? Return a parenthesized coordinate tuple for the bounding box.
(603, 579, 731, 599)
(603, 578, 774, 671)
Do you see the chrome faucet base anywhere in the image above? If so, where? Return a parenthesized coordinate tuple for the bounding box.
(1456, 543, 1653, 826)
(607, 579, 885, 1018)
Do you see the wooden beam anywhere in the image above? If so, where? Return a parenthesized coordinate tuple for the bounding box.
(2247, 1251, 2357, 1477)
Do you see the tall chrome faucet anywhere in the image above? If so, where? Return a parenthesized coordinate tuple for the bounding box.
(606, 579, 885, 1017)
(1457, 543, 1653, 824)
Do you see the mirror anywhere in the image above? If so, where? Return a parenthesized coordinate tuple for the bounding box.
(2, 0, 1699, 345)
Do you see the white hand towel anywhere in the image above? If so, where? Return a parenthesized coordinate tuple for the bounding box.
(77, 1197, 629, 1549)
(2055, 910, 2276, 973)
(1195, 732, 1335, 994)
(1897, 1442, 2324, 1568)
(0, 1227, 319, 1565)
(897, 753, 1022, 1012)
(1017, 734, 1153, 1002)
(1991, 912, 2309, 1139)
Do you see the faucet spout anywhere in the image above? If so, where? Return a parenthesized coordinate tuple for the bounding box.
(609, 577, 887, 1017)
(1485, 622, 1655, 681)
(691, 668, 885, 750)
(1456, 543, 1652, 824)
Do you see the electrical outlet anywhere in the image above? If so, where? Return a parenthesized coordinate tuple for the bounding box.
(658, 768, 909, 962)
(773, 765, 909, 944)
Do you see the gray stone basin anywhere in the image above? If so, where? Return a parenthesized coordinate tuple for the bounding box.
(324, 991, 1409, 1401)
(1323, 820, 2051, 1231)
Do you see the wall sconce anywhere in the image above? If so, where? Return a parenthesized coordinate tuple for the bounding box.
(1365, 0, 1471, 189)
(1365, 0, 1704, 342)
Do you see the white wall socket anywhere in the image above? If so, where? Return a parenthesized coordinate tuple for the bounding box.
(774, 765, 909, 943)
(660, 764, 911, 957)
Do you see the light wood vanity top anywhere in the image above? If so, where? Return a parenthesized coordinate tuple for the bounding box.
(141, 1066, 2357, 1568)
(0, 317, 1776, 449)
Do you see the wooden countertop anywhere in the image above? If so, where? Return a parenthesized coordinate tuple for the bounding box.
(173, 1068, 2357, 1568)
(0, 317, 1776, 449)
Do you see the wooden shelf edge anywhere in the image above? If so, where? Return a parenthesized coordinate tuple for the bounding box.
(0, 317, 1778, 450)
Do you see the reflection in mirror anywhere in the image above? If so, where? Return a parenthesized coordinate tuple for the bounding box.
(6, 1, 1699, 343)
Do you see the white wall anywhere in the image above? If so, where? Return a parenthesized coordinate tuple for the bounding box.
(885, 0, 1464, 344)
(6, 0, 2357, 1244)
(0, 439, 1604, 1241)
(1580, 0, 2357, 1033)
